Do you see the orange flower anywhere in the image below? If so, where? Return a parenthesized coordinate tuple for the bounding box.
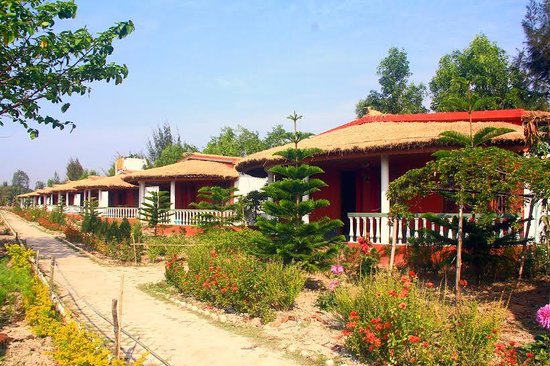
(408, 335, 421, 343)
(399, 302, 407, 309)
(388, 290, 398, 297)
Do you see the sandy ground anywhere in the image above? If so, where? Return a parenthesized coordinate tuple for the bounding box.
(1, 321, 56, 366)
(1, 210, 300, 366)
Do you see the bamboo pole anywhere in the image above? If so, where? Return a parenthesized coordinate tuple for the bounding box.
(112, 299, 120, 358)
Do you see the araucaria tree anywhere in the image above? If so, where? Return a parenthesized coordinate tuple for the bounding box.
(356, 47, 427, 117)
(0, 0, 134, 138)
(65, 158, 84, 181)
(255, 112, 345, 271)
(190, 186, 238, 227)
(139, 191, 171, 235)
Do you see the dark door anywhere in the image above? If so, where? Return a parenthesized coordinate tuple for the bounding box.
(341, 171, 356, 240)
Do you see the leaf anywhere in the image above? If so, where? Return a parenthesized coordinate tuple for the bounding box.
(61, 103, 70, 113)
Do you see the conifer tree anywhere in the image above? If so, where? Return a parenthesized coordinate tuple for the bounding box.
(139, 191, 171, 235)
(190, 186, 238, 227)
(255, 112, 345, 271)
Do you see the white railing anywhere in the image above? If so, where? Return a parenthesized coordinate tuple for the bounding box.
(348, 212, 531, 244)
(171, 209, 234, 226)
(65, 205, 82, 214)
(102, 207, 139, 219)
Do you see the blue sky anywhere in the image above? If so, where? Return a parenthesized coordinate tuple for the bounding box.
(1, 0, 527, 186)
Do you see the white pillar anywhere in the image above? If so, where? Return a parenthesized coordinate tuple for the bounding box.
(170, 181, 176, 224)
(138, 182, 145, 207)
(380, 155, 391, 244)
(302, 177, 310, 223)
(65, 192, 69, 206)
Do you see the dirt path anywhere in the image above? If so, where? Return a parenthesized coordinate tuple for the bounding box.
(1, 210, 300, 366)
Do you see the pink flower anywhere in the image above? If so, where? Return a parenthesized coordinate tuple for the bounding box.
(536, 304, 550, 329)
(329, 280, 340, 291)
(331, 265, 344, 275)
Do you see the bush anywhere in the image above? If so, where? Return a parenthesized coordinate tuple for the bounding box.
(334, 272, 505, 365)
(166, 238, 305, 322)
(63, 226, 84, 243)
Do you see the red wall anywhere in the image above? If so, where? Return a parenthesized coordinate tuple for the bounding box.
(310, 167, 341, 221)
(174, 180, 233, 209)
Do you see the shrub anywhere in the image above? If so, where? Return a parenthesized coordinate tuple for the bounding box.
(166, 240, 305, 322)
(63, 226, 84, 243)
(5, 243, 34, 270)
(0, 255, 33, 309)
(334, 272, 505, 365)
(341, 237, 380, 279)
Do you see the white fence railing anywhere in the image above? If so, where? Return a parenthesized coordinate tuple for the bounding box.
(102, 207, 139, 219)
(348, 212, 533, 244)
(172, 209, 234, 226)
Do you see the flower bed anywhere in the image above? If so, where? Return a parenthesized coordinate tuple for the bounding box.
(334, 272, 506, 365)
(165, 230, 305, 322)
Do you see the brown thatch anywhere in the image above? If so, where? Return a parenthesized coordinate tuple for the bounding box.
(236, 119, 529, 172)
(17, 191, 39, 198)
(71, 175, 137, 190)
(123, 153, 240, 182)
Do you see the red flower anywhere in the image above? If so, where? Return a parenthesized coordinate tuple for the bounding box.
(342, 329, 351, 336)
(409, 270, 417, 278)
(210, 249, 218, 258)
(399, 302, 407, 309)
(349, 311, 360, 320)
(458, 279, 468, 287)
(526, 352, 534, 358)
(426, 281, 434, 288)
(370, 317, 382, 324)
(375, 323, 384, 331)
(362, 328, 382, 348)
(408, 335, 421, 343)
(346, 321, 358, 329)
(388, 290, 398, 297)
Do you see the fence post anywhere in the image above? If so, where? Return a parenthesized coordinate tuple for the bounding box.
(49, 257, 55, 294)
(35, 250, 40, 273)
(112, 299, 120, 358)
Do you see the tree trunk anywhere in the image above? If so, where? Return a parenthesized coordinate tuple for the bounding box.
(455, 205, 464, 301)
(517, 199, 535, 285)
(389, 216, 398, 271)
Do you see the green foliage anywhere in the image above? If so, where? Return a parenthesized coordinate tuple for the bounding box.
(49, 200, 66, 225)
(410, 213, 526, 281)
(146, 122, 196, 165)
(0, 252, 33, 307)
(154, 144, 196, 167)
(203, 125, 267, 157)
(438, 127, 515, 148)
(335, 272, 505, 365)
(190, 186, 238, 227)
(389, 147, 531, 216)
(0, 0, 134, 138)
(165, 237, 305, 322)
(237, 190, 267, 226)
(24, 279, 129, 365)
(81, 198, 101, 234)
(429, 34, 544, 112)
(5, 243, 34, 270)
(519, 0, 550, 98)
(139, 190, 172, 235)
(255, 113, 345, 271)
(356, 47, 427, 117)
(65, 158, 84, 181)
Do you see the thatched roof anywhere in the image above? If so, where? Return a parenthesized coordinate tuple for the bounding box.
(17, 191, 39, 198)
(123, 153, 240, 182)
(72, 175, 137, 190)
(236, 109, 549, 172)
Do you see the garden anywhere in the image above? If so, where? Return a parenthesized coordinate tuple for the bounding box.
(10, 118, 550, 365)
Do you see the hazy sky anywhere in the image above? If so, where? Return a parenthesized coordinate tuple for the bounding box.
(1, 0, 527, 186)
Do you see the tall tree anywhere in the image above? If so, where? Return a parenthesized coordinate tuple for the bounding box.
(0, 0, 134, 138)
(356, 47, 427, 117)
(47, 171, 60, 187)
(522, 0, 550, 95)
(34, 181, 45, 190)
(254, 113, 345, 271)
(203, 125, 266, 157)
(65, 157, 84, 181)
(146, 122, 188, 164)
(154, 143, 197, 167)
(264, 124, 292, 148)
(11, 169, 29, 193)
(429, 34, 543, 111)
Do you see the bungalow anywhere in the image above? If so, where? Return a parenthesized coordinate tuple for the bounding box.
(121, 153, 265, 225)
(236, 109, 549, 244)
